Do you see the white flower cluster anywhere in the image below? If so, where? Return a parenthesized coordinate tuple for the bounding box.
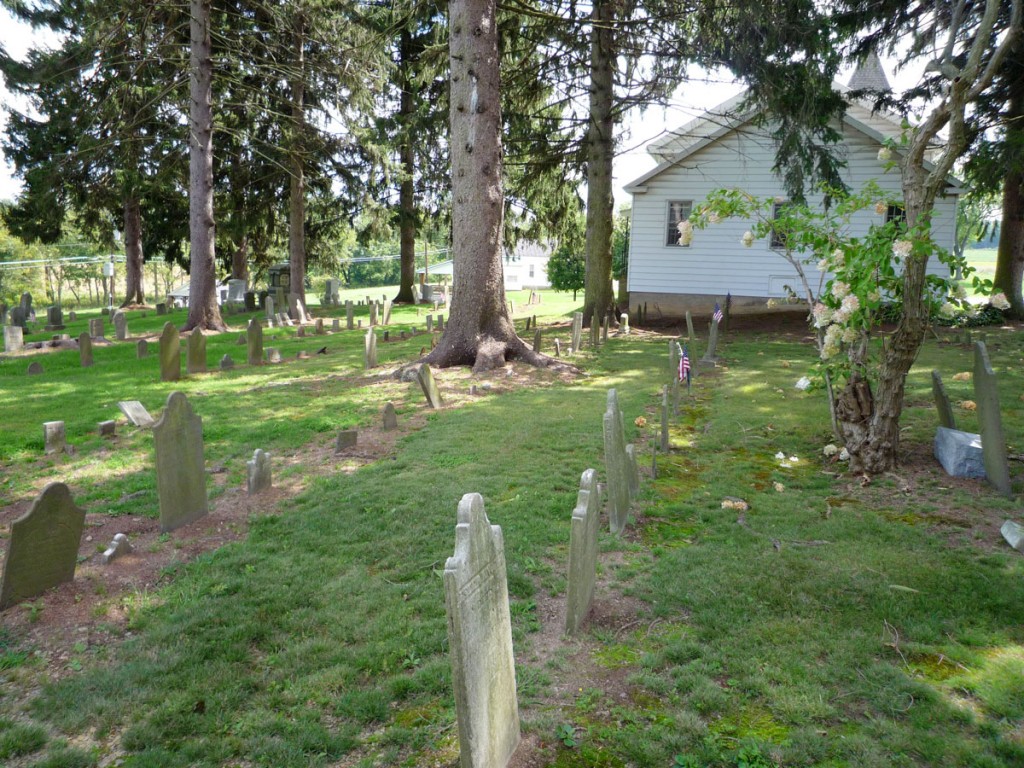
(677, 220, 693, 246)
(892, 239, 912, 259)
(877, 146, 892, 162)
(741, 230, 754, 248)
(938, 301, 957, 319)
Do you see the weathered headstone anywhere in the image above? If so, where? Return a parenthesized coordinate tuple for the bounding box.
(332, 317, 340, 332)
(99, 533, 132, 565)
(438, 314, 444, 332)
(931, 370, 957, 430)
(288, 292, 301, 321)
(625, 443, 640, 500)
(383, 402, 398, 430)
(382, 300, 392, 325)
(246, 317, 263, 366)
(533, 328, 542, 352)
(443, 493, 520, 768)
(571, 312, 583, 354)
(934, 427, 985, 479)
(156, 302, 167, 315)
(265, 295, 275, 320)
(78, 331, 94, 367)
(67, 310, 76, 322)
(26, 361, 43, 375)
(973, 342, 1012, 497)
(113, 310, 128, 341)
(661, 387, 670, 452)
(346, 300, 354, 329)
(603, 389, 630, 534)
(153, 391, 208, 532)
(701, 319, 719, 363)
(246, 449, 272, 495)
(336, 430, 358, 452)
(45, 305, 64, 331)
(244, 291, 257, 311)
(266, 347, 282, 363)
(314, 317, 324, 335)
(1002, 520, 1024, 553)
(98, 420, 116, 437)
(296, 325, 306, 338)
(3, 325, 24, 353)
(136, 339, 149, 358)
(426, 314, 434, 333)
(10, 305, 27, 328)
(159, 322, 180, 382)
(186, 330, 207, 374)
(118, 400, 156, 428)
(591, 309, 600, 349)
(621, 312, 630, 335)
(417, 364, 443, 408)
(685, 310, 695, 341)
(364, 329, 377, 369)
(19, 291, 33, 320)
(89, 318, 104, 339)
(565, 469, 600, 635)
(0, 483, 85, 610)
(219, 354, 235, 370)
(44, 421, 66, 454)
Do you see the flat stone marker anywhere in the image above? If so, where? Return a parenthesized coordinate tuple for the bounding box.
(364, 329, 377, 369)
(89, 318, 104, 338)
(382, 402, 398, 430)
(335, 430, 358, 452)
(219, 354, 234, 370)
(417, 363, 443, 408)
(974, 342, 1012, 497)
(1001, 520, 1024, 553)
(99, 533, 132, 565)
(153, 391, 208, 532)
(98, 420, 116, 437)
(44, 421, 66, 455)
(565, 468, 600, 635)
(266, 347, 282, 363)
(159, 322, 180, 382)
(0, 483, 86, 610)
(136, 339, 149, 358)
(26, 361, 43, 375)
(603, 389, 630, 535)
(186, 331, 207, 374)
(444, 493, 520, 768)
(4, 325, 24, 353)
(118, 400, 156, 428)
(931, 370, 957, 430)
(113, 310, 128, 340)
(934, 427, 985, 479)
(247, 449, 272, 495)
(79, 331, 94, 367)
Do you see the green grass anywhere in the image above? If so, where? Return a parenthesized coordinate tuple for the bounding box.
(2, 299, 1023, 766)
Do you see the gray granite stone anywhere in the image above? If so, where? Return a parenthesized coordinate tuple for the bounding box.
(153, 392, 208, 532)
(79, 331, 93, 367)
(136, 339, 149, 358)
(99, 533, 132, 565)
(934, 427, 985, 479)
(98, 420, 116, 437)
(0, 483, 85, 610)
(335, 430, 358, 452)
(44, 421, 66, 455)
(382, 402, 398, 430)
(159, 322, 180, 382)
(186, 331, 207, 374)
(246, 448, 272, 495)
(4, 325, 24, 353)
(219, 354, 234, 370)
(26, 361, 43, 375)
(417, 364, 443, 408)
(89, 318, 104, 339)
(565, 468, 599, 635)
(974, 342, 1011, 496)
(932, 370, 957, 430)
(118, 400, 155, 428)
(444, 493, 520, 768)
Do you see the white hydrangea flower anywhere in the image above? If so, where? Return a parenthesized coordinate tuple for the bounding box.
(832, 248, 844, 267)
(893, 240, 912, 259)
(954, 284, 968, 300)
(841, 326, 859, 344)
(877, 146, 892, 162)
(868, 289, 881, 303)
(874, 201, 887, 215)
(841, 294, 860, 314)
(677, 220, 693, 246)
(741, 230, 754, 248)
(831, 281, 850, 300)
(795, 376, 811, 390)
(817, 258, 829, 272)
(938, 301, 957, 318)
(811, 303, 833, 328)
(823, 444, 839, 457)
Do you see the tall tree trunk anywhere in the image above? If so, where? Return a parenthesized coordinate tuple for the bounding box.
(121, 195, 145, 306)
(421, 0, 555, 372)
(289, 18, 307, 309)
(231, 235, 249, 283)
(185, 0, 226, 331)
(993, 92, 1024, 318)
(581, 0, 615, 327)
(394, 29, 417, 305)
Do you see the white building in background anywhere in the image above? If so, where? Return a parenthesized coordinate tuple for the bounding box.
(623, 57, 961, 318)
(416, 241, 554, 292)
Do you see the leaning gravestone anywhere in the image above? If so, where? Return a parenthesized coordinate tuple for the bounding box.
(136, 339, 149, 359)
(4, 325, 24, 353)
(444, 493, 520, 768)
(159, 322, 180, 382)
(417, 364, 443, 408)
(247, 318, 263, 366)
(932, 370, 957, 430)
(0, 483, 86, 610)
(565, 468, 600, 635)
(974, 342, 1012, 497)
(701, 318, 720, 363)
(153, 391, 208, 532)
(603, 389, 630, 535)
(364, 329, 377, 369)
(113, 310, 128, 341)
(44, 421, 66, 455)
(186, 331, 207, 374)
(118, 400, 156, 428)
(685, 310, 696, 341)
(382, 402, 398, 430)
(1002, 520, 1024, 553)
(79, 331, 94, 367)
(246, 449, 272, 495)
(383, 300, 392, 325)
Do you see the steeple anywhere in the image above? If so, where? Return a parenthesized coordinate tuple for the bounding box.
(847, 51, 891, 92)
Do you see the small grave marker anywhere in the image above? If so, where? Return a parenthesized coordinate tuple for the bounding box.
(99, 533, 132, 565)
(98, 420, 116, 437)
(382, 402, 398, 430)
(136, 339, 149, 358)
(118, 400, 155, 428)
(89, 318, 104, 338)
(247, 449, 272, 494)
(219, 354, 234, 370)
(26, 361, 43, 375)
(335, 430, 358, 452)
(44, 421, 66, 454)
(113, 310, 128, 340)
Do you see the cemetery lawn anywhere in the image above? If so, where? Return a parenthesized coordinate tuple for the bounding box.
(1, 303, 1024, 767)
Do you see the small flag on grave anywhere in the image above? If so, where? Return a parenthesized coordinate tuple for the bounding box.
(678, 342, 691, 390)
(712, 302, 724, 325)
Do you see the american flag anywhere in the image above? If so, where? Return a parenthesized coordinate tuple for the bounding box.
(713, 302, 724, 324)
(678, 342, 691, 385)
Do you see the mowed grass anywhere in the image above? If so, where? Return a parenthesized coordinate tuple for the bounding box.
(1, 299, 1023, 767)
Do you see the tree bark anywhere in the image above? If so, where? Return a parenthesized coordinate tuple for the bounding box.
(581, 0, 615, 327)
(121, 195, 145, 306)
(231, 235, 249, 283)
(394, 29, 417, 305)
(289, 16, 307, 309)
(421, 0, 558, 372)
(993, 93, 1024, 318)
(185, 0, 226, 332)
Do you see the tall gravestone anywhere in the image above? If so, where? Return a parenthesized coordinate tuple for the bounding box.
(159, 322, 180, 382)
(153, 392, 208, 532)
(603, 389, 630, 534)
(685, 311, 696, 341)
(186, 331, 207, 374)
(565, 468, 600, 635)
(0, 483, 86, 610)
(78, 331, 94, 367)
(417, 364, 444, 408)
(113, 310, 128, 341)
(364, 329, 377, 369)
(973, 342, 1012, 497)
(931, 370, 957, 430)
(247, 318, 263, 366)
(370, 302, 379, 326)
(444, 493, 520, 768)
(383, 300, 392, 325)
(265, 295, 275, 320)
(3, 325, 24, 353)
(701, 319, 720, 363)
(571, 312, 583, 353)
(661, 387, 670, 452)
(20, 292, 33, 320)
(346, 300, 354, 329)
(247, 449, 272, 495)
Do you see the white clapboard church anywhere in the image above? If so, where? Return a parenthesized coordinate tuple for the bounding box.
(623, 56, 961, 317)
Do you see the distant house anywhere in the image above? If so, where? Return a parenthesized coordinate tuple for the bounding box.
(623, 57, 961, 317)
(416, 242, 553, 292)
